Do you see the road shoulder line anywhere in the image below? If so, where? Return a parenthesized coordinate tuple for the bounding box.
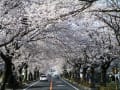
(61, 79, 79, 90)
(23, 81, 39, 90)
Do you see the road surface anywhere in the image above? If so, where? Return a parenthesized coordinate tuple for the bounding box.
(22, 78, 80, 90)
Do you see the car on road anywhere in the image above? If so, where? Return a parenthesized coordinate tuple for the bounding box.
(40, 74, 48, 81)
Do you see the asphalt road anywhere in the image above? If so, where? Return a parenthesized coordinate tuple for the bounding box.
(22, 78, 80, 90)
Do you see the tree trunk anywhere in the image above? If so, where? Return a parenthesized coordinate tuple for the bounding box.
(83, 67, 88, 82)
(101, 69, 107, 86)
(100, 61, 111, 86)
(0, 52, 13, 90)
(24, 69, 28, 81)
(89, 67, 95, 87)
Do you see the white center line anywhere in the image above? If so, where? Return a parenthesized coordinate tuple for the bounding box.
(56, 84, 65, 86)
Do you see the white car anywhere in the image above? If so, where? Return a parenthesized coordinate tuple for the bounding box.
(40, 75, 48, 81)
